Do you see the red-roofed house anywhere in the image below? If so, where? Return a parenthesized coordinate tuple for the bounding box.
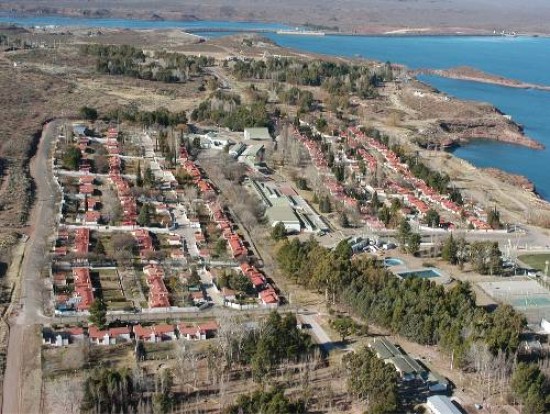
(133, 325, 155, 342)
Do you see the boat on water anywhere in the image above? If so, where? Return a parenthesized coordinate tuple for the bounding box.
(276, 29, 325, 36)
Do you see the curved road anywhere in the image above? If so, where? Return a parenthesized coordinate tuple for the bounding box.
(3, 121, 59, 414)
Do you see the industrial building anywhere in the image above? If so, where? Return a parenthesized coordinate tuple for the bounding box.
(249, 180, 329, 234)
(426, 395, 463, 414)
(244, 127, 271, 141)
(266, 203, 301, 234)
(369, 337, 427, 381)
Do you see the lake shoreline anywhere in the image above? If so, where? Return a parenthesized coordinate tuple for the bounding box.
(2, 12, 550, 38)
(415, 67, 550, 92)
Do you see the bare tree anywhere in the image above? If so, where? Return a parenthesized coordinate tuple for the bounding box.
(47, 375, 83, 414)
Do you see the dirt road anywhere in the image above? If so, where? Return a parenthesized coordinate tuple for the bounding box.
(2, 121, 60, 414)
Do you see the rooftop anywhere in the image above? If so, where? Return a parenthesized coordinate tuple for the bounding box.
(244, 127, 271, 141)
(266, 204, 299, 224)
(426, 395, 462, 414)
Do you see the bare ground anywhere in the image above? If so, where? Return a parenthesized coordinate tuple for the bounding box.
(3, 0, 550, 34)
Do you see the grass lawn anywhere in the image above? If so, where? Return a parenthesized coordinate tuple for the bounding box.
(106, 301, 134, 311)
(518, 254, 550, 272)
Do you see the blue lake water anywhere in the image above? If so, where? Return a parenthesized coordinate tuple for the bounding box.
(2, 15, 550, 199)
(0, 15, 292, 32)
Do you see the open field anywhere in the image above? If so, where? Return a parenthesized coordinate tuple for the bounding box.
(519, 253, 550, 272)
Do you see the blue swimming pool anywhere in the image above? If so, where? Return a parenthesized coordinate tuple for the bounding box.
(397, 269, 442, 279)
(384, 258, 405, 267)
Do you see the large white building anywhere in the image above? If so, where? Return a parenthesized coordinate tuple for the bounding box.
(426, 396, 462, 414)
(266, 202, 301, 234)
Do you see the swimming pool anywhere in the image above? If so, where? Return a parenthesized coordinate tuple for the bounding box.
(384, 258, 405, 267)
(397, 268, 442, 279)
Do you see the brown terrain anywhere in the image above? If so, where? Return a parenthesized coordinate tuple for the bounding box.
(0, 25, 550, 413)
(3, 0, 550, 34)
(416, 66, 550, 92)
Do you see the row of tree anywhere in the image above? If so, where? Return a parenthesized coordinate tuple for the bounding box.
(80, 44, 213, 83)
(441, 234, 503, 275)
(224, 389, 305, 414)
(229, 57, 389, 97)
(343, 347, 399, 413)
(191, 98, 271, 132)
(81, 367, 174, 413)
(511, 363, 550, 413)
(276, 238, 525, 365)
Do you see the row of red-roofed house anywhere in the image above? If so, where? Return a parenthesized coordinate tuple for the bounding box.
(180, 148, 278, 305)
(74, 227, 90, 255)
(293, 128, 329, 173)
(293, 128, 360, 209)
(78, 175, 102, 223)
(143, 263, 170, 308)
(350, 128, 492, 230)
(133, 228, 155, 262)
(43, 321, 218, 346)
(179, 149, 216, 195)
(104, 128, 138, 225)
(72, 267, 95, 312)
(240, 262, 279, 306)
(207, 203, 248, 258)
(347, 135, 378, 173)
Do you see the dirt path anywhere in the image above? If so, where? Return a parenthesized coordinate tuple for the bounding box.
(2, 121, 59, 414)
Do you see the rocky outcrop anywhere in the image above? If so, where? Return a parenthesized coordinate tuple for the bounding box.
(483, 168, 537, 193)
(438, 118, 544, 149)
(416, 66, 550, 92)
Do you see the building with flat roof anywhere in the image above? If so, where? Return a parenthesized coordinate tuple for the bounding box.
(244, 127, 271, 141)
(369, 337, 427, 381)
(266, 204, 301, 234)
(426, 395, 462, 414)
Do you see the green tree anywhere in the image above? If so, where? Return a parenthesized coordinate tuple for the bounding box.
(441, 234, 458, 264)
(137, 203, 152, 226)
(230, 273, 254, 294)
(397, 217, 411, 248)
(319, 195, 332, 213)
(370, 191, 380, 211)
(339, 212, 350, 228)
(79, 106, 98, 122)
(214, 237, 228, 257)
(143, 166, 155, 187)
(343, 346, 399, 413)
(88, 298, 107, 329)
(511, 363, 549, 413)
(62, 146, 82, 170)
(188, 267, 201, 287)
(331, 316, 355, 342)
(407, 233, 422, 256)
(487, 207, 502, 229)
(425, 209, 440, 228)
(271, 222, 287, 241)
(95, 238, 106, 256)
(378, 205, 391, 226)
(136, 161, 143, 187)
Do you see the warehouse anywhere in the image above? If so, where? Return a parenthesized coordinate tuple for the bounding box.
(426, 396, 462, 414)
(266, 203, 301, 234)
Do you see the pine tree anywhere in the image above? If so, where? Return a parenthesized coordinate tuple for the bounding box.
(89, 299, 107, 329)
(441, 234, 458, 264)
(136, 161, 143, 187)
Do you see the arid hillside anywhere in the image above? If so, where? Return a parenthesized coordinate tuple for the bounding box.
(2, 0, 550, 33)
